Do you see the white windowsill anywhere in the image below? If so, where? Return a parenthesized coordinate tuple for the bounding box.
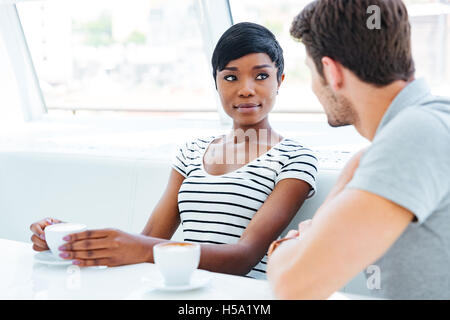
(0, 112, 369, 169)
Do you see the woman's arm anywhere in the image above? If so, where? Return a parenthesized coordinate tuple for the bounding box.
(194, 178, 312, 275)
(61, 174, 312, 274)
(266, 148, 369, 259)
(140, 169, 184, 239)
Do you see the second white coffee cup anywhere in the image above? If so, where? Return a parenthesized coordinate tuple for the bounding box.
(153, 242, 201, 287)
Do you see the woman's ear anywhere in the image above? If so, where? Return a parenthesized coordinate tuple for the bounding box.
(277, 73, 285, 93)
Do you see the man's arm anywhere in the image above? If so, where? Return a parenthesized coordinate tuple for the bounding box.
(266, 187, 414, 299)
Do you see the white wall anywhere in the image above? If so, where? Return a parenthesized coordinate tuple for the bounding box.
(0, 151, 371, 296)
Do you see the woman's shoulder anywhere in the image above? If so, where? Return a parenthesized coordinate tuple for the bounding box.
(276, 138, 316, 156)
(178, 135, 217, 152)
(173, 136, 217, 169)
(267, 138, 318, 169)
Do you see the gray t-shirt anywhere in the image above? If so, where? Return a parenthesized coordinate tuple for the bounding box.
(347, 78, 450, 299)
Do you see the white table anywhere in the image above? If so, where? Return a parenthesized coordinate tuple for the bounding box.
(0, 238, 370, 300)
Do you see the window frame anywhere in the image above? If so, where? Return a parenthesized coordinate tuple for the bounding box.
(1, 0, 233, 122)
(0, 2, 46, 121)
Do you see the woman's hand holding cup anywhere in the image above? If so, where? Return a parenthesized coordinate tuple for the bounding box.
(30, 217, 63, 252)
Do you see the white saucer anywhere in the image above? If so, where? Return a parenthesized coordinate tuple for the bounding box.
(149, 272, 212, 292)
(34, 251, 73, 266)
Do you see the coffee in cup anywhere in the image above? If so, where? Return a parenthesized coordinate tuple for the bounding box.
(44, 222, 87, 260)
(153, 242, 201, 286)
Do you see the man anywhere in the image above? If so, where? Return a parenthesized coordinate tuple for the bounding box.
(266, 0, 450, 299)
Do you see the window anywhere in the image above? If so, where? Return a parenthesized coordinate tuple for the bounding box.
(229, 0, 450, 112)
(408, 0, 450, 95)
(14, 0, 450, 116)
(16, 0, 218, 114)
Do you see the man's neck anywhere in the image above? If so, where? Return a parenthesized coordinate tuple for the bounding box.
(351, 80, 412, 141)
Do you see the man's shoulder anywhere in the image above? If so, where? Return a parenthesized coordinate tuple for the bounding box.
(420, 96, 450, 131)
(361, 98, 450, 169)
(380, 102, 450, 143)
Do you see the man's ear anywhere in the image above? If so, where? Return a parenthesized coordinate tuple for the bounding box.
(321, 57, 344, 91)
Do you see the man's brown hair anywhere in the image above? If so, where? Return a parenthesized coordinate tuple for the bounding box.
(291, 0, 415, 86)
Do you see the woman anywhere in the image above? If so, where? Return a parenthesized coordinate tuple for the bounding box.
(30, 22, 318, 279)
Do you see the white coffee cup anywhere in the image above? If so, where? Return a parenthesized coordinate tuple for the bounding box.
(153, 242, 201, 287)
(44, 222, 87, 260)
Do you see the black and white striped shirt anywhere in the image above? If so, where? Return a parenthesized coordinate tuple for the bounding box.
(172, 136, 318, 279)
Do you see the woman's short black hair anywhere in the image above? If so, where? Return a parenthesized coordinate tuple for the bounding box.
(211, 22, 284, 86)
